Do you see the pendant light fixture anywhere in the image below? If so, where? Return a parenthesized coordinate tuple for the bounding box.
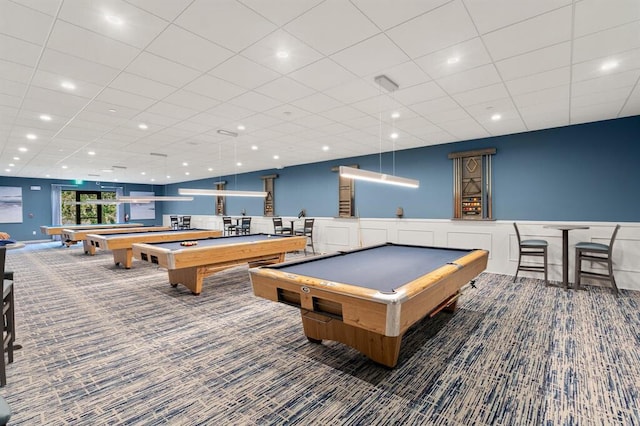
(339, 75, 419, 189)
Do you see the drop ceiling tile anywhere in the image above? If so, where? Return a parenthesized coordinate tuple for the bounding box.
(573, 22, 640, 64)
(48, 20, 140, 70)
(59, 0, 168, 48)
(320, 105, 367, 122)
(452, 83, 510, 107)
(209, 55, 280, 90)
(411, 96, 459, 116)
(331, 34, 410, 77)
(284, 0, 379, 55)
(482, 7, 572, 61)
(145, 101, 199, 121)
(174, 0, 276, 52)
(240, 0, 323, 27)
(228, 91, 281, 112)
(496, 42, 571, 81)
(240, 29, 323, 74)
(571, 100, 624, 124)
(38, 49, 121, 87)
(438, 118, 488, 140)
(0, 33, 41, 67)
(95, 87, 157, 110)
(437, 64, 501, 94)
(513, 85, 570, 109)
(183, 74, 245, 102)
(291, 92, 343, 114)
(163, 89, 221, 111)
(393, 81, 447, 106)
(387, 1, 477, 58)
(352, 0, 450, 30)
(206, 103, 254, 121)
(465, 0, 571, 34)
(0, 1, 53, 44)
(574, 0, 640, 38)
(125, 52, 201, 88)
(505, 67, 570, 96)
(255, 77, 316, 103)
(289, 58, 356, 91)
(109, 72, 176, 100)
(323, 79, 378, 104)
(572, 70, 640, 98)
(365, 61, 432, 90)
(125, 0, 192, 21)
(572, 49, 640, 83)
(146, 24, 234, 72)
(415, 37, 492, 80)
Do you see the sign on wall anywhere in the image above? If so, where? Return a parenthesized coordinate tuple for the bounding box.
(0, 186, 23, 223)
(129, 191, 155, 220)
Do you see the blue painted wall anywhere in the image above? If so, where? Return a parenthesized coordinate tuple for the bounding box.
(0, 177, 163, 241)
(2, 116, 638, 241)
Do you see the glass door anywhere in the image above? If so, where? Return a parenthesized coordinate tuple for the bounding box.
(61, 190, 117, 224)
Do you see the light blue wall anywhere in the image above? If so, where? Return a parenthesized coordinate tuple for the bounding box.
(166, 116, 639, 222)
(2, 116, 638, 241)
(0, 177, 163, 241)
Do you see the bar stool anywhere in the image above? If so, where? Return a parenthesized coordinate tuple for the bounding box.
(295, 218, 315, 255)
(272, 217, 291, 235)
(513, 223, 548, 284)
(575, 224, 620, 295)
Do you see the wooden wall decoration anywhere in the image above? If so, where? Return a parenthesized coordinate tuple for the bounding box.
(332, 165, 356, 218)
(215, 181, 226, 215)
(449, 148, 496, 220)
(261, 174, 278, 217)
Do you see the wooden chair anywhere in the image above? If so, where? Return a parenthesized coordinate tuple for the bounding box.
(170, 215, 179, 230)
(237, 217, 252, 235)
(272, 217, 291, 235)
(575, 224, 620, 295)
(513, 223, 548, 284)
(222, 217, 236, 236)
(0, 247, 15, 387)
(179, 216, 191, 229)
(295, 218, 315, 255)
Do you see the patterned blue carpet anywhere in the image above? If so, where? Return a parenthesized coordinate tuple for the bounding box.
(1, 243, 639, 425)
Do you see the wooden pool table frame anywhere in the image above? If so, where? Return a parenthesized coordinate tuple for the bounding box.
(249, 244, 488, 367)
(86, 229, 222, 268)
(61, 226, 172, 254)
(132, 234, 307, 295)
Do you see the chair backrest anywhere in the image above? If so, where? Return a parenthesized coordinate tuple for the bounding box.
(241, 217, 251, 226)
(304, 218, 314, 233)
(273, 217, 283, 227)
(513, 222, 522, 245)
(170, 215, 178, 224)
(223, 216, 232, 226)
(608, 224, 621, 254)
(182, 216, 191, 227)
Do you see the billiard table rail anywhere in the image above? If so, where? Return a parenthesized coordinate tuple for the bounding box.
(249, 243, 488, 367)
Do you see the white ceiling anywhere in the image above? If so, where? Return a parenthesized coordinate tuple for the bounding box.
(1, 0, 639, 185)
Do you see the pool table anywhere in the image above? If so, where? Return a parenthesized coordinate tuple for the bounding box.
(249, 243, 489, 368)
(40, 223, 143, 237)
(86, 229, 222, 268)
(132, 234, 307, 295)
(61, 226, 172, 254)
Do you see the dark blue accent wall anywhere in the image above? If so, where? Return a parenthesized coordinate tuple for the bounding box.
(2, 116, 638, 241)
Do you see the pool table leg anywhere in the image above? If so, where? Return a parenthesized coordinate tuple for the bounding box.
(301, 310, 402, 368)
(168, 267, 203, 295)
(113, 249, 133, 269)
(83, 240, 96, 255)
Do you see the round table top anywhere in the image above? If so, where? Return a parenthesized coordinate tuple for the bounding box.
(543, 225, 590, 231)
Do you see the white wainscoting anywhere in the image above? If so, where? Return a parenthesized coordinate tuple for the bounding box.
(163, 215, 640, 291)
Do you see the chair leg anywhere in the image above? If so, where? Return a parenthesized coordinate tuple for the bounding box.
(608, 258, 619, 296)
(543, 247, 548, 285)
(574, 249, 581, 290)
(513, 254, 521, 282)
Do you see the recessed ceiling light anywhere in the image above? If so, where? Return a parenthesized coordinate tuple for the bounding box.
(182, 162, 188, 166)
(236, 162, 242, 167)
(207, 167, 213, 172)
(601, 60, 618, 71)
(138, 123, 148, 130)
(4, 169, 10, 173)
(13, 157, 19, 161)
(276, 50, 289, 59)
(322, 146, 329, 151)
(151, 178, 155, 182)
(251, 145, 258, 150)
(391, 112, 400, 119)
(447, 56, 460, 65)
(61, 81, 76, 90)
(185, 172, 190, 176)
(62, 165, 68, 169)
(166, 175, 171, 179)
(141, 171, 146, 175)
(390, 132, 399, 140)
(88, 151, 95, 156)
(18, 147, 28, 152)
(45, 174, 50, 177)
(237, 124, 245, 131)
(113, 178, 118, 182)
(9, 163, 15, 167)
(105, 15, 124, 25)
(273, 155, 279, 160)
(491, 113, 502, 121)
(26, 133, 37, 140)
(39, 114, 52, 121)
(108, 108, 116, 113)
